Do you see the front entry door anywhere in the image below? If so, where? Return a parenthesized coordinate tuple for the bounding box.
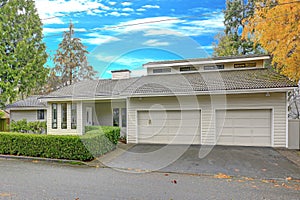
(86, 107, 93, 126)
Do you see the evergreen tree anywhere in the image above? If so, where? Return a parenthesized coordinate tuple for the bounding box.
(213, 0, 263, 56)
(51, 22, 97, 90)
(0, 0, 48, 107)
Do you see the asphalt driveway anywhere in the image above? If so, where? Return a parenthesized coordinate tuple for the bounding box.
(100, 145, 300, 179)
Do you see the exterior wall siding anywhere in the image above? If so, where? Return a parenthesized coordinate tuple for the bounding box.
(127, 92, 287, 147)
(10, 110, 47, 123)
(147, 60, 264, 75)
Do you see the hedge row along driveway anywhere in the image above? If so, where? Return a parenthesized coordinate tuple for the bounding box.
(0, 126, 120, 161)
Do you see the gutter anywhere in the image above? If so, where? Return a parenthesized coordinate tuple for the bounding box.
(37, 87, 296, 101)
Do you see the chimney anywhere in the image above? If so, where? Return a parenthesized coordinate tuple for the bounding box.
(111, 69, 131, 80)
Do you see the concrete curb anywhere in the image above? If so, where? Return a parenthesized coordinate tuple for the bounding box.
(0, 154, 86, 166)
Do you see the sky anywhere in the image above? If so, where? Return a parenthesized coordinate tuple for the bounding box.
(36, 0, 226, 78)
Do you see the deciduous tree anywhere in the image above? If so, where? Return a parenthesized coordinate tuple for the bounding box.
(242, 0, 300, 82)
(213, 0, 263, 56)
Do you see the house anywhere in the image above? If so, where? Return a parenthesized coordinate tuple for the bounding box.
(36, 55, 296, 148)
(6, 96, 47, 123)
(0, 110, 9, 131)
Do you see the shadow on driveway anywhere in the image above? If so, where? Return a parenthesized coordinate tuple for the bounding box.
(101, 145, 300, 179)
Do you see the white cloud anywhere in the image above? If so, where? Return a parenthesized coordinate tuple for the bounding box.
(108, 1, 117, 6)
(105, 16, 186, 33)
(95, 54, 153, 67)
(94, 54, 117, 63)
(198, 45, 214, 50)
(122, 8, 134, 12)
(105, 14, 224, 37)
(108, 11, 130, 17)
(143, 29, 184, 37)
(121, 2, 132, 6)
(43, 27, 87, 35)
(136, 8, 146, 12)
(42, 17, 64, 25)
(36, 0, 110, 24)
(82, 33, 120, 45)
(142, 5, 160, 9)
(109, 11, 121, 17)
(186, 14, 224, 29)
(143, 39, 170, 47)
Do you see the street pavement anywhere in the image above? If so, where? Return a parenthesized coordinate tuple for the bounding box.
(0, 159, 299, 200)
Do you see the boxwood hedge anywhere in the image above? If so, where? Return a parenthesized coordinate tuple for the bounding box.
(0, 126, 120, 161)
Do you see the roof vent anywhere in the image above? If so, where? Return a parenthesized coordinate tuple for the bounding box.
(111, 69, 131, 80)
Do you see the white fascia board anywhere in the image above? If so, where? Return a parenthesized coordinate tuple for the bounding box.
(39, 87, 296, 101)
(7, 107, 46, 111)
(40, 96, 127, 102)
(127, 87, 297, 98)
(144, 56, 271, 68)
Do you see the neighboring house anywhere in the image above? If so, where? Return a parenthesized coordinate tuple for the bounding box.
(6, 96, 47, 123)
(0, 110, 9, 131)
(35, 55, 297, 148)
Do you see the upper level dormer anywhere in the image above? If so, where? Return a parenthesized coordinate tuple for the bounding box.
(143, 54, 270, 75)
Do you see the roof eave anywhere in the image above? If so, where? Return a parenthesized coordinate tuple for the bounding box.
(7, 107, 47, 111)
(37, 87, 296, 101)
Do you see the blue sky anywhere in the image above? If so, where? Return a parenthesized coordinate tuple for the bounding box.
(36, 0, 226, 78)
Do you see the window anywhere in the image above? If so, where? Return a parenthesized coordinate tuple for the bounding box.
(52, 104, 57, 129)
(113, 108, 119, 127)
(180, 66, 197, 72)
(71, 103, 77, 129)
(37, 110, 44, 120)
(121, 108, 126, 127)
(234, 62, 256, 68)
(61, 103, 67, 129)
(204, 65, 224, 70)
(153, 68, 171, 74)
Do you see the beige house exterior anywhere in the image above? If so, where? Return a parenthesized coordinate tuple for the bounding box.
(6, 96, 47, 123)
(13, 55, 297, 148)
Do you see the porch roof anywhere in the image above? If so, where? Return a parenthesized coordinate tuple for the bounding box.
(41, 68, 297, 100)
(6, 96, 46, 110)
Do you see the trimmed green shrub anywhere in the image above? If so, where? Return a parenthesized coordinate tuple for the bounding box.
(0, 126, 120, 161)
(85, 126, 120, 144)
(85, 126, 100, 132)
(10, 119, 47, 134)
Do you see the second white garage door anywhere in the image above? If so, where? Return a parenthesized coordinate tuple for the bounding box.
(137, 110, 201, 144)
(216, 109, 272, 146)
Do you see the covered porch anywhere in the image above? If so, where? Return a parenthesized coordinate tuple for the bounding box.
(46, 99, 127, 136)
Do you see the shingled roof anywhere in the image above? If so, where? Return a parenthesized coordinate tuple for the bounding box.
(42, 68, 296, 99)
(6, 96, 46, 109)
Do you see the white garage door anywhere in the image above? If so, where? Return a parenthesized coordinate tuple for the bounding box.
(138, 110, 201, 144)
(216, 109, 272, 146)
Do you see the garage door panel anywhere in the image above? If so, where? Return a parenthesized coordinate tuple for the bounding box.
(216, 128, 233, 136)
(217, 136, 233, 144)
(216, 109, 271, 147)
(138, 110, 201, 144)
(170, 135, 201, 144)
(139, 135, 169, 144)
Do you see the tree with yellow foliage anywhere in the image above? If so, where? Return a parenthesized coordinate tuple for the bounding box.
(242, 0, 300, 82)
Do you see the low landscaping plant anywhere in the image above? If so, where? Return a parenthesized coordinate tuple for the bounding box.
(10, 119, 47, 134)
(85, 126, 120, 145)
(0, 126, 120, 161)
